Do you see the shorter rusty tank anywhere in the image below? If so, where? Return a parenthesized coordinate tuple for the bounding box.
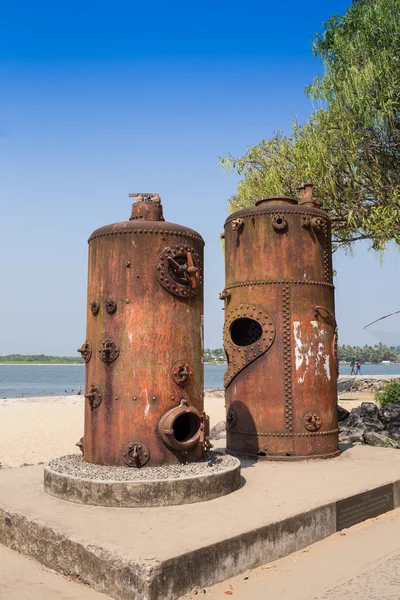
(78, 193, 209, 467)
(221, 184, 339, 460)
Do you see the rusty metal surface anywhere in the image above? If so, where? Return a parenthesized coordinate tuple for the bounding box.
(82, 194, 206, 467)
(222, 191, 339, 460)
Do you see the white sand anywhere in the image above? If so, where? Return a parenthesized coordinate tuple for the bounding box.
(0, 390, 369, 469)
(0, 394, 226, 469)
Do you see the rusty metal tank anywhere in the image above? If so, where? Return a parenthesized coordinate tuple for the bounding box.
(78, 193, 209, 467)
(220, 184, 339, 460)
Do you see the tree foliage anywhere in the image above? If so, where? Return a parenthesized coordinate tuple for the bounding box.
(376, 380, 400, 406)
(221, 0, 400, 251)
(338, 343, 400, 363)
(0, 354, 84, 364)
(204, 348, 226, 363)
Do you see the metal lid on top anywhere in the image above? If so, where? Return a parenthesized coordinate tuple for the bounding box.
(88, 193, 204, 244)
(255, 196, 298, 207)
(129, 193, 164, 221)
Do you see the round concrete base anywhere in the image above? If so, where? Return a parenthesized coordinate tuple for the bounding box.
(43, 452, 241, 507)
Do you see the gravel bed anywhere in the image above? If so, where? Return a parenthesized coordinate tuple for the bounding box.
(48, 451, 237, 481)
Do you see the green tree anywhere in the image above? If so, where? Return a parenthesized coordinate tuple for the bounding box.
(221, 0, 400, 252)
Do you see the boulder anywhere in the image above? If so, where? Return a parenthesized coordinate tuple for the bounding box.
(339, 428, 364, 444)
(338, 419, 351, 432)
(361, 418, 385, 432)
(346, 407, 364, 429)
(363, 431, 399, 448)
(337, 405, 350, 422)
(378, 404, 400, 424)
(360, 402, 378, 419)
(210, 421, 226, 440)
(344, 405, 384, 432)
(387, 423, 400, 440)
(337, 377, 355, 394)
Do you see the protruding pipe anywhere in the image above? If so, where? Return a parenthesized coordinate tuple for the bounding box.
(298, 182, 322, 209)
(129, 192, 164, 221)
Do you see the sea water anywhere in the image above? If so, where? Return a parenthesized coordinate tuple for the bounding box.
(0, 363, 399, 399)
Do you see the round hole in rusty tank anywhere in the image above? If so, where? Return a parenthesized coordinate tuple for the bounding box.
(172, 412, 201, 443)
(230, 318, 263, 346)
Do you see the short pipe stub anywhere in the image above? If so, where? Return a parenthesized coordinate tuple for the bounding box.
(158, 400, 202, 452)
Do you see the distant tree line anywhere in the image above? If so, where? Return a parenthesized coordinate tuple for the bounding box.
(0, 354, 84, 364)
(2, 345, 398, 365)
(338, 344, 400, 363)
(205, 345, 400, 364)
(204, 349, 226, 364)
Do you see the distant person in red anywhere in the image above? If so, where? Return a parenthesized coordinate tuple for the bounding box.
(350, 359, 356, 375)
(355, 360, 362, 375)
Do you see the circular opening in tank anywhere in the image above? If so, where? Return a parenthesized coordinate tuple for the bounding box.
(230, 318, 263, 346)
(275, 217, 283, 225)
(172, 412, 201, 443)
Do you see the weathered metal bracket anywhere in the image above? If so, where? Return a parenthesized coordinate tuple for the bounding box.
(77, 341, 92, 363)
(270, 213, 287, 230)
(122, 442, 150, 468)
(200, 411, 212, 455)
(226, 409, 237, 428)
(172, 362, 191, 386)
(90, 301, 100, 316)
(219, 289, 230, 300)
(301, 215, 325, 232)
(223, 304, 276, 388)
(76, 437, 84, 454)
(231, 218, 244, 232)
(304, 412, 322, 431)
(99, 339, 119, 364)
(85, 385, 102, 409)
(105, 298, 117, 314)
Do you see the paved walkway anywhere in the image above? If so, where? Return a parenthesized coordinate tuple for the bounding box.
(182, 507, 400, 600)
(0, 545, 109, 600)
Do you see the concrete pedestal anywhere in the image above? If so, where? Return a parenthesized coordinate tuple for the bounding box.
(1, 445, 400, 600)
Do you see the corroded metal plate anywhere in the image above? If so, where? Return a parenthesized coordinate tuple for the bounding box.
(223, 304, 276, 388)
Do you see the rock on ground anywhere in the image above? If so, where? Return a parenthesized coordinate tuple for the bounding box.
(339, 402, 400, 449)
(210, 421, 226, 440)
(363, 431, 399, 449)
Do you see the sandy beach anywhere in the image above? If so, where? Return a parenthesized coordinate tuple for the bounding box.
(0, 390, 369, 469)
(0, 393, 227, 469)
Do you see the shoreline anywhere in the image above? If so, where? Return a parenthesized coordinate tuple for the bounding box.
(0, 363, 84, 366)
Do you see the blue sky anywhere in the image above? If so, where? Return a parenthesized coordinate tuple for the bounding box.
(1, 0, 399, 355)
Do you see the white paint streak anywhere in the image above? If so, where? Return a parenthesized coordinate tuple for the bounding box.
(293, 322, 304, 372)
(293, 320, 331, 384)
(141, 389, 150, 418)
(128, 332, 133, 343)
(324, 353, 331, 381)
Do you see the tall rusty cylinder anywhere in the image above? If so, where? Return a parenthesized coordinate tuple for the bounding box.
(221, 185, 339, 460)
(78, 193, 209, 467)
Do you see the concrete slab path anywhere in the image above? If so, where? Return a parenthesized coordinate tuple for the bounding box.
(181, 507, 400, 600)
(0, 545, 111, 600)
